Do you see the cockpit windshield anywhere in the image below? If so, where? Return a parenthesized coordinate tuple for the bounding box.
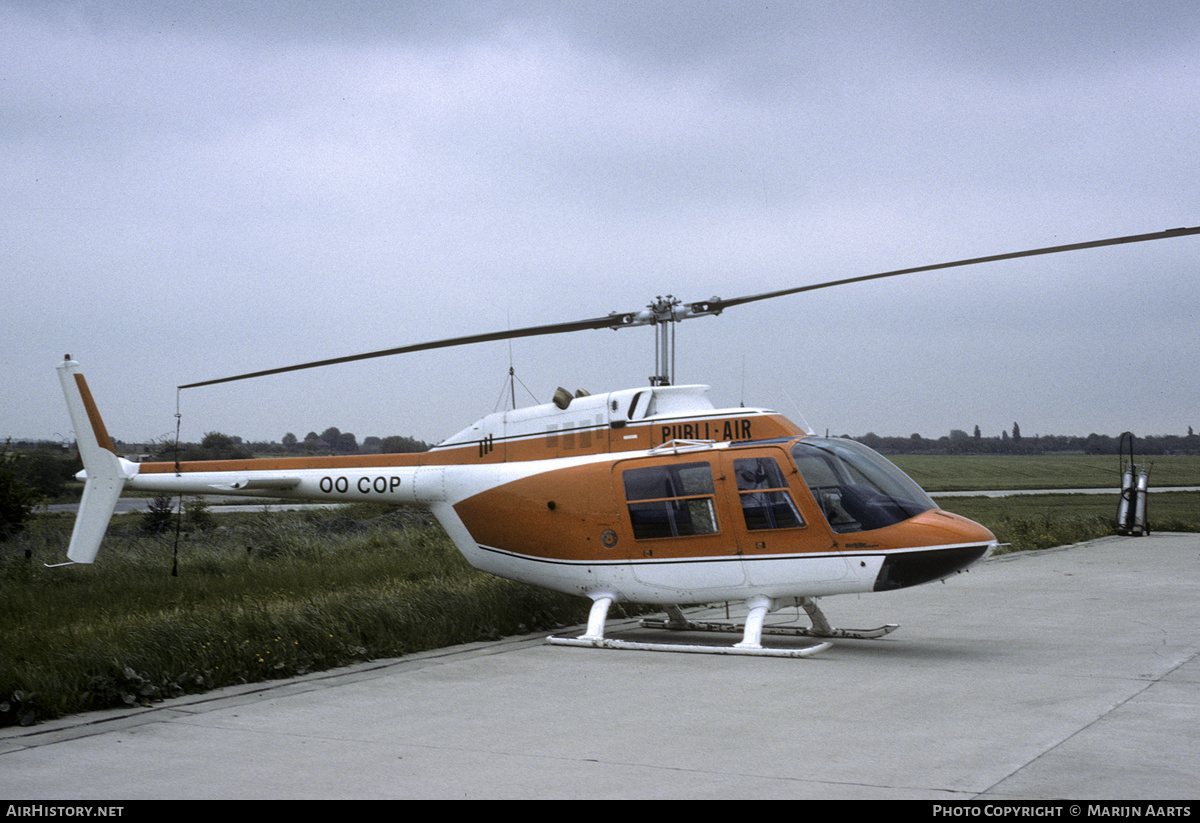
(791, 437, 935, 533)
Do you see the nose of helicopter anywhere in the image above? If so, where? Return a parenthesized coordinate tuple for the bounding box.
(872, 508, 998, 592)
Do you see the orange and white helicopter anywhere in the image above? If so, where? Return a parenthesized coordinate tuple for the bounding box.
(56, 226, 1199, 658)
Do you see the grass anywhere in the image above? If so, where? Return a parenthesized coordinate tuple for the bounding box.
(932, 490, 1200, 554)
(890, 453, 1200, 492)
(891, 453, 1200, 553)
(0, 503, 596, 727)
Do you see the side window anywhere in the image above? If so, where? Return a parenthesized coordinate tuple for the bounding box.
(734, 457, 805, 530)
(623, 461, 719, 539)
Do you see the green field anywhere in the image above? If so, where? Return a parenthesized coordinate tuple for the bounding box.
(895, 453, 1200, 554)
(889, 453, 1200, 492)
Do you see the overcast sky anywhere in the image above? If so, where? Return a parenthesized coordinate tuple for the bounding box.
(4, 1, 1198, 449)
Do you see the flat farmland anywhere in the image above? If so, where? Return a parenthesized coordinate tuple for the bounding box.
(887, 453, 1200, 492)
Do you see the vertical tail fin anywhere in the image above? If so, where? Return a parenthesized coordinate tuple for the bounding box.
(56, 357, 136, 564)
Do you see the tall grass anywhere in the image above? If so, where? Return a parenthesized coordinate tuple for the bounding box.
(0, 504, 594, 726)
(933, 490, 1200, 554)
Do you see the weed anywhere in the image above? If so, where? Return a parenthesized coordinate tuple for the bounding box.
(0, 506, 590, 726)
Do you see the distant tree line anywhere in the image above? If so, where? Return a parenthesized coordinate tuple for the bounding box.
(0, 425, 430, 477)
(139, 428, 431, 462)
(279, 427, 429, 456)
(852, 425, 1200, 456)
(0, 427, 432, 536)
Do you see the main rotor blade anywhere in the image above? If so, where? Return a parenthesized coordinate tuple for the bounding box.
(179, 313, 636, 389)
(707, 225, 1200, 312)
(181, 224, 1198, 389)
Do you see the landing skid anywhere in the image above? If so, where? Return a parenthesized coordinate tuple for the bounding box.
(639, 598, 899, 641)
(637, 617, 897, 641)
(546, 595, 839, 658)
(547, 634, 831, 658)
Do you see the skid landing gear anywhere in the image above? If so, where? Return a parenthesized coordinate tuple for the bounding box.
(639, 597, 899, 641)
(547, 595, 834, 658)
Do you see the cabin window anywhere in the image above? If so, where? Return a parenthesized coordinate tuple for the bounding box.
(623, 461, 718, 539)
(733, 457, 804, 530)
(791, 438, 934, 533)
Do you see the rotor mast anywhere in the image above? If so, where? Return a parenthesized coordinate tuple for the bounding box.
(653, 297, 675, 386)
(621, 295, 723, 386)
(650, 296, 677, 386)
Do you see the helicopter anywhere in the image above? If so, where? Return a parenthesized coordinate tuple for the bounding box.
(55, 225, 1199, 658)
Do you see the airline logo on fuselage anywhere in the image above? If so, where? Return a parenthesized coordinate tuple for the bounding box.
(662, 418, 752, 442)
